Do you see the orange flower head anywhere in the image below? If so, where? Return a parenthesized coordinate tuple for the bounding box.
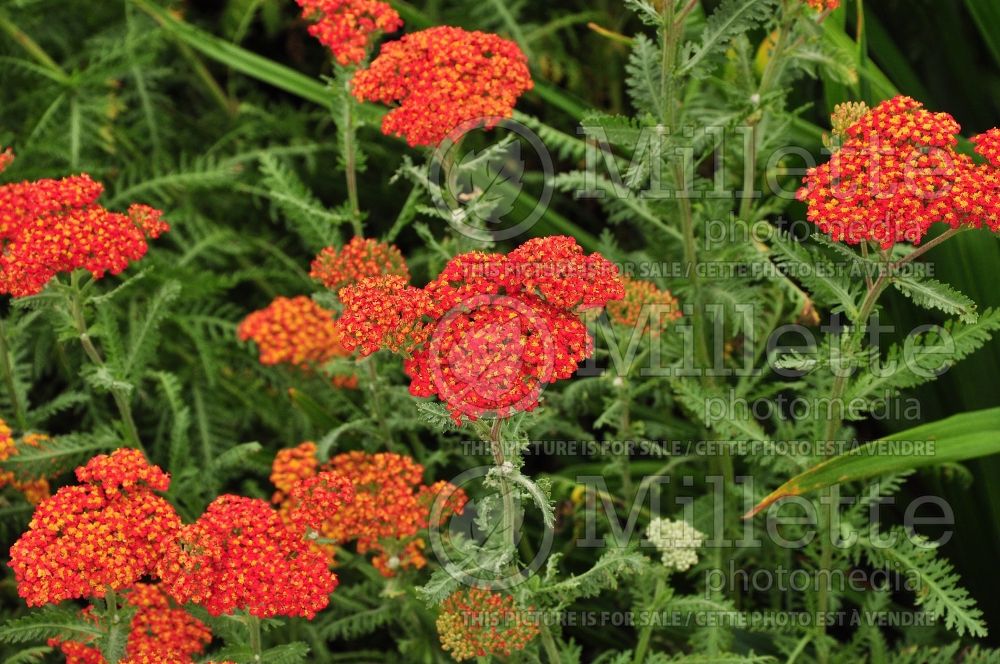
(972, 128, 1000, 169)
(296, 0, 402, 65)
(9, 450, 181, 606)
(338, 275, 432, 356)
(0, 427, 51, 504)
(286, 470, 356, 533)
(76, 448, 171, 493)
(352, 26, 533, 146)
(377, 237, 624, 422)
(0, 173, 167, 297)
(238, 295, 350, 368)
(270, 441, 320, 501)
(607, 277, 681, 335)
(271, 448, 467, 577)
(436, 588, 539, 661)
(311, 237, 409, 292)
(49, 583, 213, 663)
(156, 495, 337, 619)
(797, 96, 1000, 247)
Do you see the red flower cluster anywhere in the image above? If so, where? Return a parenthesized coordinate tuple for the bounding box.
(50, 583, 213, 663)
(352, 26, 533, 146)
(311, 236, 409, 292)
(972, 128, 1000, 168)
(296, 0, 402, 66)
(606, 277, 681, 335)
(285, 470, 356, 533)
(0, 421, 51, 504)
(0, 174, 168, 297)
(272, 445, 467, 577)
(76, 447, 170, 493)
(9, 449, 181, 606)
(338, 275, 432, 355)
(436, 588, 539, 661)
(156, 494, 341, 619)
(238, 295, 351, 368)
(341, 236, 623, 422)
(798, 96, 1000, 248)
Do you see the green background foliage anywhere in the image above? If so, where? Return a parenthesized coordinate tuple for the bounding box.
(0, 0, 998, 661)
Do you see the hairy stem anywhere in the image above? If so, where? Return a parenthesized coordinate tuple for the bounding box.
(814, 268, 891, 662)
(539, 620, 562, 663)
(617, 376, 634, 498)
(68, 274, 144, 452)
(0, 317, 27, 431)
(102, 588, 127, 664)
(632, 576, 666, 664)
(364, 357, 394, 449)
(343, 84, 364, 237)
(245, 613, 263, 661)
(489, 417, 517, 552)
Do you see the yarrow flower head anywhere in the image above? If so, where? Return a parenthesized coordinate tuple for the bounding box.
(645, 517, 706, 572)
(436, 588, 539, 661)
(0, 420, 51, 504)
(156, 494, 340, 619)
(9, 449, 181, 606)
(285, 470, 356, 533)
(0, 173, 168, 297)
(75, 448, 171, 493)
(238, 295, 350, 368)
(338, 275, 432, 356)
(311, 236, 409, 292)
(971, 128, 1000, 169)
(271, 447, 467, 577)
(352, 26, 533, 146)
(270, 440, 321, 502)
(605, 277, 681, 336)
(296, 0, 402, 66)
(49, 583, 213, 663)
(797, 96, 1000, 248)
(340, 236, 623, 422)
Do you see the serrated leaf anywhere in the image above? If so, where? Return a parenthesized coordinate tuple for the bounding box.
(893, 276, 978, 323)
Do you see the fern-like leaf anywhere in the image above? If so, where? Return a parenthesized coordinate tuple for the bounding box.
(863, 529, 987, 638)
(0, 607, 102, 644)
(681, 0, 777, 75)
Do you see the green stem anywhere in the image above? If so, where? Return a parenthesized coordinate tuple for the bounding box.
(814, 269, 891, 663)
(489, 417, 517, 552)
(616, 376, 634, 498)
(364, 357, 394, 449)
(632, 576, 666, 664)
(0, 317, 27, 431)
(245, 613, 263, 661)
(539, 620, 562, 663)
(738, 121, 759, 222)
(102, 588, 127, 664)
(67, 274, 144, 453)
(343, 84, 364, 237)
(811, 225, 962, 659)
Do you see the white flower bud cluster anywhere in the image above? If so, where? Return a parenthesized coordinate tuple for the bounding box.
(645, 518, 706, 572)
